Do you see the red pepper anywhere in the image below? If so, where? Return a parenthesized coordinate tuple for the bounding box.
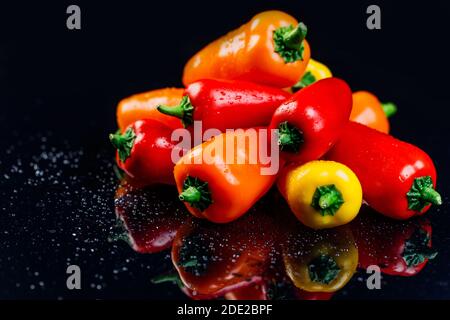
(114, 182, 187, 253)
(157, 79, 290, 132)
(351, 208, 437, 276)
(268, 78, 352, 163)
(109, 119, 187, 186)
(326, 122, 442, 219)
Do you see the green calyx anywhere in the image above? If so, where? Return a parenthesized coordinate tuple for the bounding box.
(109, 127, 136, 163)
(381, 102, 397, 118)
(277, 121, 304, 153)
(179, 176, 213, 212)
(291, 71, 316, 93)
(311, 184, 345, 216)
(273, 22, 308, 63)
(157, 95, 194, 128)
(308, 254, 341, 284)
(402, 229, 438, 267)
(406, 176, 442, 212)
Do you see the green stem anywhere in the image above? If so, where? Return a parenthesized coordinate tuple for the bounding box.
(179, 176, 213, 212)
(109, 127, 136, 163)
(406, 176, 442, 212)
(150, 273, 185, 289)
(156, 95, 194, 127)
(402, 229, 438, 267)
(283, 22, 308, 50)
(381, 102, 397, 118)
(318, 192, 339, 210)
(311, 185, 344, 216)
(420, 187, 442, 205)
(308, 254, 340, 284)
(179, 186, 201, 203)
(277, 121, 304, 153)
(291, 71, 316, 92)
(273, 22, 308, 63)
(151, 274, 180, 284)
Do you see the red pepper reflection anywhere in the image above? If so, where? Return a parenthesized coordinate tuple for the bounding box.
(171, 204, 277, 298)
(114, 182, 437, 299)
(114, 181, 187, 253)
(351, 205, 437, 277)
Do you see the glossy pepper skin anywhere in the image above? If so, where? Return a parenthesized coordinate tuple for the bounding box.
(171, 214, 272, 296)
(277, 161, 362, 229)
(350, 91, 397, 134)
(269, 78, 352, 163)
(109, 119, 187, 186)
(282, 225, 358, 293)
(182, 11, 311, 88)
(114, 182, 186, 253)
(327, 122, 442, 219)
(174, 129, 279, 223)
(157, 79, 290, 131)
(117, 88, 184, 131)
(351, 208, 437, 277)
(291, 58, 332, 92)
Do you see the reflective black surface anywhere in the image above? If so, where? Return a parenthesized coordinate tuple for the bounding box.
(0, 0, 450, 299)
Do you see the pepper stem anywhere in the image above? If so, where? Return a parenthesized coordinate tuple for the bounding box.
(273, 22, 308, 63)
(179, 186, 201, 203)
(109, 127, 136, 163)
(406, 176, 442, 212)
(311, 184, 345, 216)
(179, 176, 213, 212)
(308, 254, 340, 284)
(277, 121, 304, 153)
(150, 273, 185, 289)
(283, 22, 308, 50)
(291, 71, 316, 93)
(381, 102, 397, 118)
(421, 187, 442, 205)
(318, 192, 339, 210)
(402, 229, 438, 267)
(157, 95, 194, 128)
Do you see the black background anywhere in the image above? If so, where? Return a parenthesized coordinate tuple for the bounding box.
(0, 0, 450, 299)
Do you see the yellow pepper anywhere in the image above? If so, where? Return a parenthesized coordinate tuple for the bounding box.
(283, 226, 358, 292)
(291, 58, 332, 92)
(277, 160, 362, 229)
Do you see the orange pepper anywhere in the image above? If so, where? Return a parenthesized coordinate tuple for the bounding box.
(174, 129, 279, 223)
(350, 91, 397, 134)
(182, 10, 311, 88)
(116, 88, 184, 131)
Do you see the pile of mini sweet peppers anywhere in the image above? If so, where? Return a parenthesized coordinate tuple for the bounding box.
(110, 10, 442, 230)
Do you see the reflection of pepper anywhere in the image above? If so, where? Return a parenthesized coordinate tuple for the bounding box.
(269, 78, 352, 163)
(291, 59, 332, 92)
(171, 211, 273, 296)
(114, 182, 186, 253)
(117, 88, 184, 131)
(351, 208, 437, 277)
(109, 119, 187, 186)
(157, 79, 290, 130)
(225, 277, 334, 300)
(225, 282, 268, 300)
(327, 122, 442, 219)
(182, 11, 310, 88)
(174, 129, 278, 223)
(350, 91, 396, 134)
(283, 225, 358, 292)
(277, 161, 362, 229)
